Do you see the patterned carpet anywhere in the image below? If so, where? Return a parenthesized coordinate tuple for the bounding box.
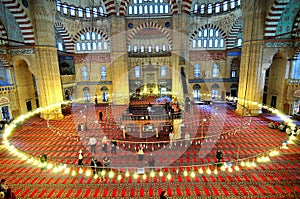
(1, 104, 300, 198)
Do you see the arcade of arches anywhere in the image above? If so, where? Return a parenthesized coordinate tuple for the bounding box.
(0, 0, 300, 198)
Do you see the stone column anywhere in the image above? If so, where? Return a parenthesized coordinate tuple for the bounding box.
(171, 14, 190, 105)
(32, 0, 63, 120)
(236, 0, 268, 115)
(110, 16, 129, 104)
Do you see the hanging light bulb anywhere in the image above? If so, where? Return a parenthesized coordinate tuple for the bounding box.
(94, 174, 99, 179)
(159, 170, 163, 177)
(183, 170, 188, 176)
(220, 166, 226, 171)
(143, 174, 147, 180)
(101, 170, 106, 176)
(228, 167, 233, 172)
(214, 168, 218, 175)
(234, 165, 240, 171)
(79, 168, 83, 174)
(150, 170, 155, 177)
(109, 170, 115, 178)
(206, 168, 211, 175)
(85, 170, 92, 176)
(71, 170, 76, 176)
(240, 161, 245, 167)
(190, 171, 196, 178)
(117, 174, 122, 180)
(133, 172, 138, 179)
(125, 170, 130, 177)
(199, 167, 203, 174)
(167, 173, 172, 180)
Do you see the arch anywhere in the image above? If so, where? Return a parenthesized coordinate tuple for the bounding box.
(73, 27, 109, 43)
(119, 0, 178, 16)
(294, 90, 300, 98)
(0, 96, 10, 105)
(127, 21, 172, 48)
(230, 83, 238, 89)
(0, 55, 9, 67)
(211, 84, 219, 89)
(54, 22, 74, 52)
(193, 84, 201, 90)
(100, 86, 109, 91)
(2, 0, 35, 44)
(0, 21, 8, 44)
(190, 24, 227, 46)
(264, 0, 290, 38)
(227, 17, 242, 49)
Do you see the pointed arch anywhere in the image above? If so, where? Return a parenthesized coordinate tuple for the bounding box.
(190, 24, 227, 47)
(2, 0, 35, 45)
(54, 22, 74, 52)
(73, 27, 109, 43)
(0, 55, 9, 67)
(264, 0, 290, 38)
(127, 21, 172, 48)
(227, 17, 242, 49)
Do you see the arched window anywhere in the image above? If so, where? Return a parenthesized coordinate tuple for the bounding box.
(194, 64, 200, 78)
(101, 86, 109, 102)
(128, 45, 131, 52)
(99, 7, 104, 16)
(230, 0, 235, 9)
(144, 5, 148, 14)
(200, 4, 205, 14)
(159, 4, 164, 13)
(237, 0, 241, 6)
(100, 66, 106, 80)
(86, 8, 91, 18)
(213, 63, 219, 77)
(223, 0, 228, 11)
(207, 3, 213, 14)
(83, 87, 90, 102)
(70, 6, 75, 16)
(78, 7, 83, 17)
(215, 3, 221, 13)
(165, 5, 169, 13)
(56, 1, 61, 11)
(194, 3, 199, 12)
(192, 39, 197, 48)
(291, 53, 300, 79)
(161, 66, 166, 78)
(149, 5, 153, 13)
(62, 4, 68, 14)
(148, 45, 152, 53)
(139, 5, 143, 14)
(82, 66, 88, 80)
(140, 45, 145, 52)
(211, 84, 219, 99)
(220, 38, 225, 47)
(133, 45, 138, 52)
(162, 44, 166, 51)
(128, 6, 133, 14)
(155, 44, 160, 52)
(135, 66, 140, 78)
(57, 41, 63, 51)
(76, 42, 81, 51)
(93, 7, 98, 17)
(193, 84, 201, 100)
(237, 38, 242, 46)
(154, 5, 159, 13)
(134, 5, 138, 14)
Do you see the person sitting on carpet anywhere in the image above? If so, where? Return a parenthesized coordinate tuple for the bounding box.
(159, 190, 167, 199)
(268, 122, 276, 129)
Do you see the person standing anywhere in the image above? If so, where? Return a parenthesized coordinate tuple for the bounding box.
(111, 140, 117, 155)
(99, 111, 103, 121)
(148, 153, 155, 168)
(102, 136, 108, 153)
(88, 136, 97, 154)
(95, 95, 98, 105)
(78, 149, 84, 165)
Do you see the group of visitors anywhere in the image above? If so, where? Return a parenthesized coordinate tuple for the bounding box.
(269, 121, 300, 136)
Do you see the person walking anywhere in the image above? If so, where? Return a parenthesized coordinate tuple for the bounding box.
(111, 140, 117, 155)
(88, 135, 97, 154)
(78, 149, 84, 165)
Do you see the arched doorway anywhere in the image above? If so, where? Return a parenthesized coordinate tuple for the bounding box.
(14, 59, 37, 113)
(263, 52, 288, 109)
(293, 90, 300, 116)
(100, 86, 109, 102)
(193, 84, 201, 100)
(230, 84, 238, 97)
